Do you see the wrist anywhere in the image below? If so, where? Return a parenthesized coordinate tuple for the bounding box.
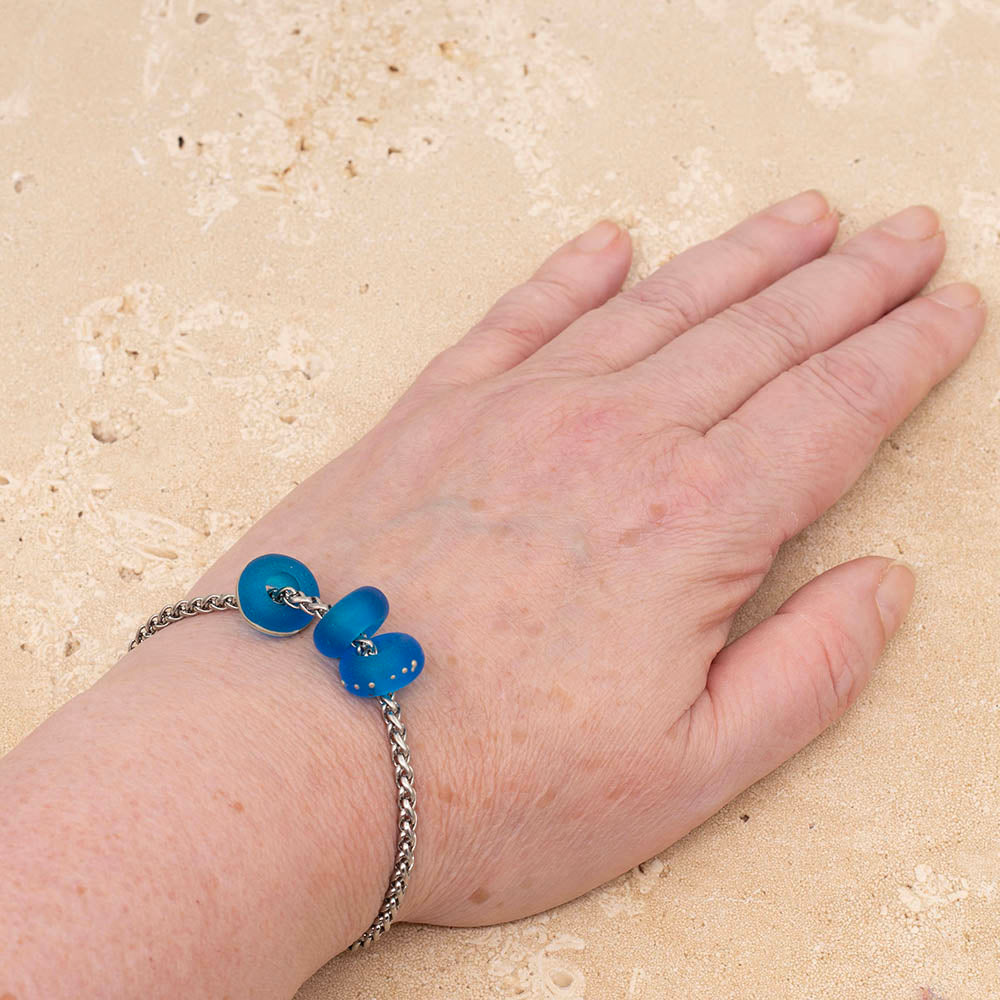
(177, 530, 465, 922)
(110, 604, 400, 973)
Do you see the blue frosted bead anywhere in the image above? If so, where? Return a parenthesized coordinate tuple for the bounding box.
(236, 553, 319, 636)
(338, 632, 424, 698)
(312, 586, 389, 659)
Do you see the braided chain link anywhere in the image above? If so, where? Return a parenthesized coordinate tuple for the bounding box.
(126, 583, 416, 952)
(128, 593, 238, 649)
(349, 693, 417, 949)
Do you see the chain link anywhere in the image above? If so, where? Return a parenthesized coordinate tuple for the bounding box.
(128, 593, 238, 650)
(126, 583, 416, 952)
(349, 693, 417, 949)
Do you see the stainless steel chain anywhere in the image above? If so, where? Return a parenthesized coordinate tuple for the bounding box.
(127, 584, 416, 951)
(128, 593, 238, 649)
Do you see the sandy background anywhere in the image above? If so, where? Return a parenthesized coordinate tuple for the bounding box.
(1, 0, 998, 996)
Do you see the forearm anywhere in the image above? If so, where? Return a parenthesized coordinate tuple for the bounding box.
(0, 608, 399, 999)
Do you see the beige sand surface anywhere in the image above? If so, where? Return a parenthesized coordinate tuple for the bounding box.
(1, 1, 998, 997)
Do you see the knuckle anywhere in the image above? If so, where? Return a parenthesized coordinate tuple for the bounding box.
(660, 435, 737, 513)
(725, 287, 823, 366)
(830, 245, 894, 300)
(883, 298, 955, 368)
(618, 270, 707, 332)
(715, 226, 772, 276)
(788, 610, 870, 728)
(476, 287, 556, 350)
(798, 348, 893, 431)
(529, 270, 584, 310)
(540, 389, 637, 453)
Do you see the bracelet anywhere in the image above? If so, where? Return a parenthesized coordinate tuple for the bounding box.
(126, 553, 422, 951)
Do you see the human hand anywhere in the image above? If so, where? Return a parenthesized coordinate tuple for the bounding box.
(188, 191, 984, 933)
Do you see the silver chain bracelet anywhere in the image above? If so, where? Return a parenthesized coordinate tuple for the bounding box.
(127, 554, 420, 952)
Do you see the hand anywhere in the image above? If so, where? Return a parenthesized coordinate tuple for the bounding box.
(190, 190, 985, 929)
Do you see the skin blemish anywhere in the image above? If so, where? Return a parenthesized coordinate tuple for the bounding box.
(550, 684, 574, 710)
(231, 801, 244, 813)
(605, 781, 629, 801)
(437, 785, 454, 803)
(194, 11, 210, 23)
(469, 497, 485, 511)
(618, 527, 641, 547)
(536, 787, 556, 807)
(75, 884, 86, 895)
(468, 887, 490, 904)
(649, 502, 666, 520)
(511, 726, 529, 744)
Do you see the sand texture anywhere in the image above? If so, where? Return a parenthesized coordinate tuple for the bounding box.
(1, 1, 998, 997)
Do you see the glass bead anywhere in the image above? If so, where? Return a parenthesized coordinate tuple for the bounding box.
(338, 632, 424, 698)
(236, 553, 319, 636)
(312, 585, 389, 659)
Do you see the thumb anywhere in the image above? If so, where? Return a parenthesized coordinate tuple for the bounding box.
(685, 556, 915, 811)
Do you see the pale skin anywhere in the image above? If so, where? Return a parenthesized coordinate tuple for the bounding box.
(0, 191, 987, 999)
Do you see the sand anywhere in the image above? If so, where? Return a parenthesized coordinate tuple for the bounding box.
(1, 1, 997, 997)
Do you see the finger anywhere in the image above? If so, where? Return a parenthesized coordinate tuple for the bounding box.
(416, 220, 632, 390)
(708, 282, 986, 547)
(680, 557, 915, 821)
(636, 204, 946, 431)
(522, 190, 838, 376)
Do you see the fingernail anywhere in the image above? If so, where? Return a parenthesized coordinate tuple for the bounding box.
(880, 205, 940, 240)
(573, 219, 621, 253)
(875, 561, 917, 638)
(769, 189, 830, 224)
(929, 282, 982, 310)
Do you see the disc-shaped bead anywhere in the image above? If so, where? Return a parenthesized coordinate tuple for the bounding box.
(236, 553, 319, 636)
(312, 585, 390, 658)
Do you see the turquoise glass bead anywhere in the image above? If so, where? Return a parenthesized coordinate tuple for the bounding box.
(338, 632, 424, 698)
(236, 553, 319, 636)
(312, 586, 389, 659)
